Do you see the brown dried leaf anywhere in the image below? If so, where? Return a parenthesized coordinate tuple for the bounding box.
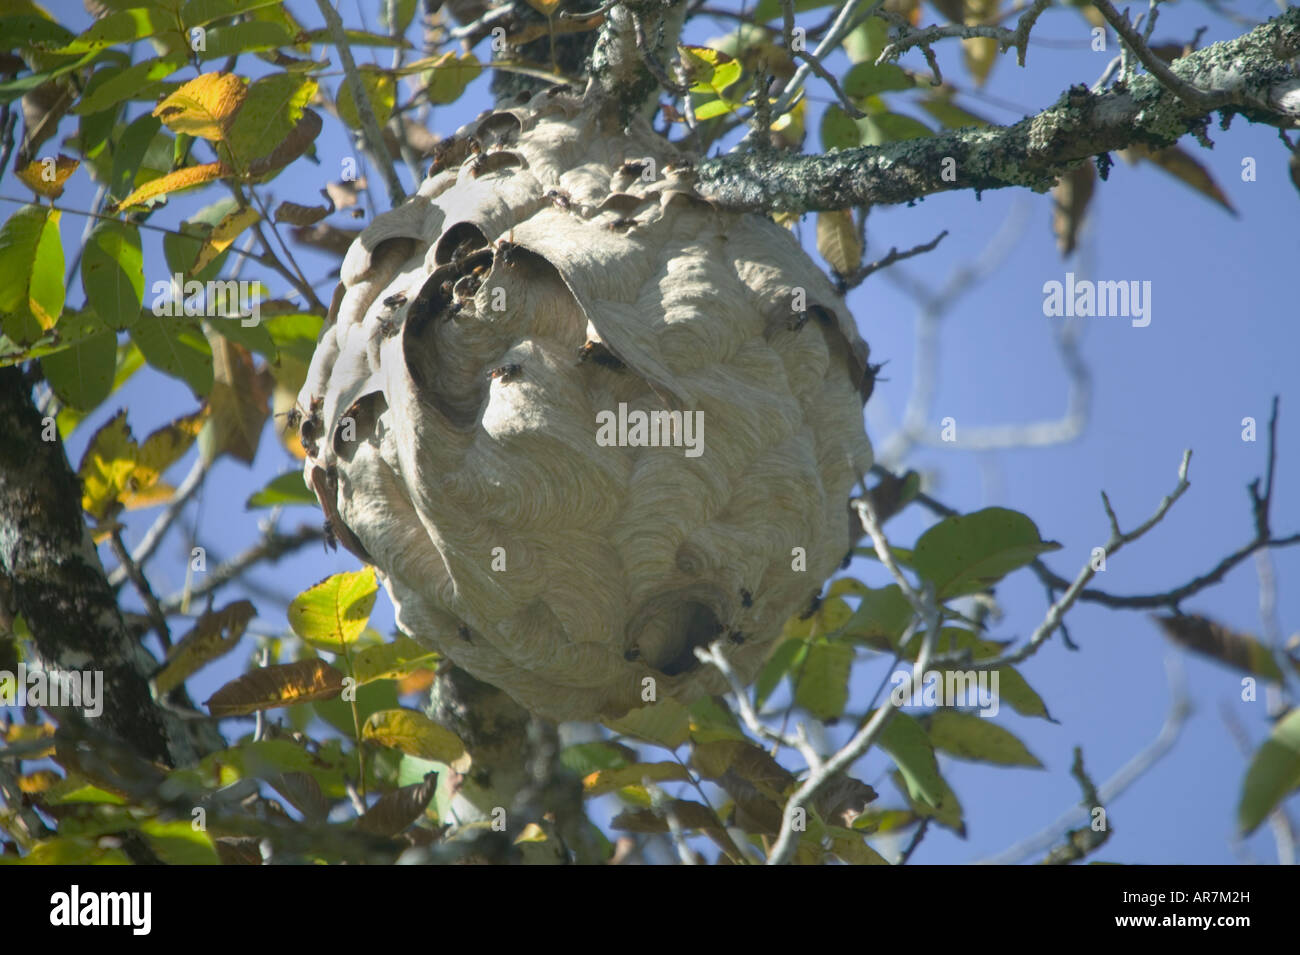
(206, 659, 346, 717)
(201, 335, 270, 464)
(274, 196, 332, 227)
(610, 799, 726, 834)
(1051, 162, 1095, 257)
(1123, 143, 1236, 214)
(152, 599, 256, 695)
(811, 774, 879, 827)
(324, 179, 366, 210)
(1154, 614, 1284, 681)
(247, 107, 323, 179)
(291, 223, 362, 258)
(355, 773, 438, 836)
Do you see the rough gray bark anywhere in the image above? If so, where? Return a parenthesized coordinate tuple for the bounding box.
(0, 367, 197, 767)
(697, 8, 1300, 213)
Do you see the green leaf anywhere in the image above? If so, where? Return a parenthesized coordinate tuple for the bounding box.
(246, 468, 315, 508)
(206, 313, 276, 360)
(912, 507, 1061, 599)
(181, 0, 287, 29)
(794, 640, 852, 720)
(54, 7, 175, 54)
(898, 627, 1052, 719)
(74, 55, 187, 115)
(838, 584, 914, 650)
(878, 711, 943, 807)
(81, 221, 143, 331)
(606, 698, 691, 750)
(892, 767, 965, 835)
(288, 570, 378, 652)
(843, 62, 914, 98)
(130, 314, 214, 396)
(688, 695, 745, 743)
(108, 113, 165, 203)
(224, 72, 316, 171)
(583, 762, 691, 797)
(820, 103, 861, 150)
(860, 112, 933, 145)
(263, 310, 323, 364)
(163, 197, 239, 282)
(351, 635, 439, 685)
(926, 710, 1043, 767)
(843, 16, 890, 63)
(918, 92, 990, 129)
(1238, 708, 1300, 835)
(42, 319, 116, 412)
(197, 19, 294, 59)
(754, 637, 804, 709)
(752, 0, 838, 22)
(0, 206, 64, 344)
(560, 741, 637, 776)
(139, 819, 219, 865)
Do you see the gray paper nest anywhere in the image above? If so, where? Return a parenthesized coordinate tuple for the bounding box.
(297, 88, 873, 722)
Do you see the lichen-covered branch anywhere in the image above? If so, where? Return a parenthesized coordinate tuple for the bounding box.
(698, 8, 1300, 213)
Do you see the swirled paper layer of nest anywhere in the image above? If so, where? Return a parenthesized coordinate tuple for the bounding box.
(298, 89, 873, 722)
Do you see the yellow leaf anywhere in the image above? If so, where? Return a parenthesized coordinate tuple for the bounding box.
(336, 67, 395, 129)
(288, 570, 378, 652)
(153, 71, 247, 141)
(110, 162, 231, 212)
(192, 205, 260, 276)
(363, 708, 469, 768)
(79, 408, 207, 519)
(816, 209, 863, 275)
(128, 408, 206, 501)
(77, 411, 138, 520)
(15, 155, 79, 199)
(423, 51, 481, 105)
(523, 0, 561, 15)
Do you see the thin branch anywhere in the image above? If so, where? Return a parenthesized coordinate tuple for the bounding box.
(876, 0, 1050, 69)
(971, 450, 1193, 670)
(979, 656, 1190, 864)
(834, 229, 949, 292)
(314, 0, 405, 208)
(107, 456, 208, 588)
(159, 524, 324, 615)
(1092, 0, 1225, 111)
(109, 529, 172, 649)
(699, 9, 1300, 213)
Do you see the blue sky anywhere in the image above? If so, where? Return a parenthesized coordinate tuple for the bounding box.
(36, 0, 1299, 863)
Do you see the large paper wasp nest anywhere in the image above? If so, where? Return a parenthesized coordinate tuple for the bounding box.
(298, 89, 873, 722)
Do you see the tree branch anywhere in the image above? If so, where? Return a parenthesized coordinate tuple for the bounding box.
(0, 368, 196, 767)
(697, 8, 1300, 213)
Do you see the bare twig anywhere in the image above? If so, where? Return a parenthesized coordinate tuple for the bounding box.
(876, 0, 1051, 69)
(980, 657, 1190, 864)
(971, 450, 1193, 670)
(834, 229, 948, 292)
(1092, 0, 1225, 111)
(159, 524, 325, 615)
(109, 529, 172, 649)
